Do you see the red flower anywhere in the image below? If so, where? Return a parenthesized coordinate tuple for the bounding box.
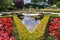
(4, 26, 8, 30)
(55, 36, 59, 40)
(49, 26, 54, 33)
(0, 17, 14, 39)
(52, 18, 59, 22)
(48, 18, 60, 40)
(53, 30, 59, 36)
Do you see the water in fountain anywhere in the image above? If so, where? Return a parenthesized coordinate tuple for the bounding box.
(22, 15, 40, 32)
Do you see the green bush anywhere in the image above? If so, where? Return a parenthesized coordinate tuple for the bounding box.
(0, 0, 13, 9)
(56, 2, 60, 7)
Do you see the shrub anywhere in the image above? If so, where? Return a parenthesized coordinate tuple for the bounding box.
(56, 2, 60, 7)
(0, 0, 13, 9)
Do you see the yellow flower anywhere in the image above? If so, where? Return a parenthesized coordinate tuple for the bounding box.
(13, 14, 51, 40)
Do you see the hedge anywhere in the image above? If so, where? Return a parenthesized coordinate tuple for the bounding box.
(13, 14, 51, 40)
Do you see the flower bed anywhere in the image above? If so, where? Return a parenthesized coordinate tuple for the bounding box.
(45, 15, 60, 40)
(0, 16, 19, 40)
(13, 15, 50, 40)
(0, 17, 14, 40)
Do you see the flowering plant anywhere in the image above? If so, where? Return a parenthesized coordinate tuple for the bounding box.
(0, 17, 14, 40)
(48, 18, 60, 40)
(13, 15, 50, 40)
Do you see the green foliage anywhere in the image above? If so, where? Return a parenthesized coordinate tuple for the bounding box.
(46, 36, 55, 40)
(56, 2, 60, 7)
(0, 0, 13, 8)
(14, 25, 20, 40)
(53, 0, 57, 4)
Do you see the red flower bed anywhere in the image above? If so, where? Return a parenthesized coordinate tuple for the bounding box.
(49, 18, 60, 40)
(0, 17, 14, 40)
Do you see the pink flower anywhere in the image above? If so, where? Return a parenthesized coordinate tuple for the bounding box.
(10, 36, 14, 40)
(0, 30, 4, 35)
(0, 24, 3, 27)
(4, 26, 8, 30)
(0, 21, 2, 24)
(3, 32, 8, 37)
(4, 36, 9, 40)
(53, 18, 59, 22)
(0, 17, 14, 40)
(53, 30, 59, 36)
(49, 33, 54, 36)
(0, 36, 2, 40)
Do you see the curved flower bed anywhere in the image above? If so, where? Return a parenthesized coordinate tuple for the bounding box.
(45, 15, 60, 40)
(49, 18, 60, 40)
(0, 17, 17, 40)
(13, 15, 50, 40)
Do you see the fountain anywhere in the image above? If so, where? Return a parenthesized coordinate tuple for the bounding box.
(18, 8, 44, 32)
(17, 12, 44, 32)
(22, 15, 40, 32)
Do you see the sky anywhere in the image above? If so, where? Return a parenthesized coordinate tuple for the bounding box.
(24, 0, 31, 4)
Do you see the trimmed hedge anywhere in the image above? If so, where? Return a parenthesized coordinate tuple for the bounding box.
(13, 14, 51, 40)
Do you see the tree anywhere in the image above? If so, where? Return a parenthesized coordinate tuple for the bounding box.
(0, 0, 13, 8)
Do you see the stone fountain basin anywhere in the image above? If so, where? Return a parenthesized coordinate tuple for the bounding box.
(22, 13, 40, 16)
(22, 14, 41, 32)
